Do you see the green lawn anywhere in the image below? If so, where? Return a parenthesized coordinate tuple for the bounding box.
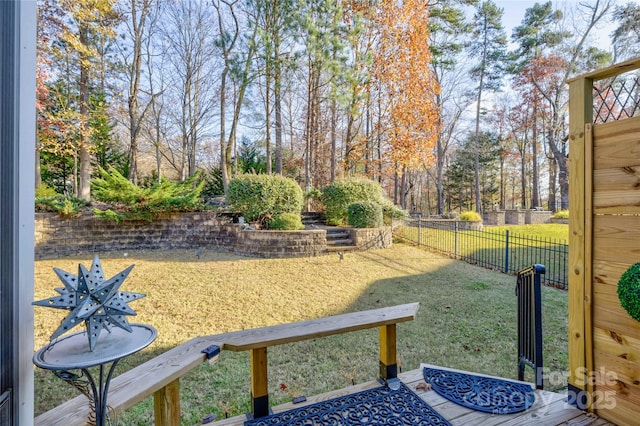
(488, 223, 569, 240)
(395, 223, 569, 287)
(34, 243, 568, 425)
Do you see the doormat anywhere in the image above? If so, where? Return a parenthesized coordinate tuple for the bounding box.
(423, 366, 535, 414)
(244, 382, 451, 425)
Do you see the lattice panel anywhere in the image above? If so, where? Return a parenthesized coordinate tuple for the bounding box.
(594, 73, 640, 123)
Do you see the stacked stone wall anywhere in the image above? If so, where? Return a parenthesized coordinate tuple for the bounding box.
(35, 212, 388, 259)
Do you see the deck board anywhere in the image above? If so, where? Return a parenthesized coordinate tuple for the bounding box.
(210, 364, 614, 426)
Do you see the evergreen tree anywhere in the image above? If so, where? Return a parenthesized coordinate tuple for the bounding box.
(510, 1, 569, 71)
(237, 136, 268, 174)
(611, 2, 640, 62)
(468, 0, 507, 215)
(91, 92, 128, 175)
(444, 132, 501, 212)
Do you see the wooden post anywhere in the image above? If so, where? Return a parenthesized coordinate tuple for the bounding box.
(379, 324, 397, 381)
(154, 379, 181, 426)
(250, 347, 269, 418)
(567, 75, 593, 410)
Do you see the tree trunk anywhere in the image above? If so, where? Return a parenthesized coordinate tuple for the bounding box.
(126, 0, 149, 185)
(274, 41, 283, 174)
(265, 64, 272, 174)
(220, 64, 230, 189)
(330, 97, 336, 182)
(547, 152, 557, 211)
(78, 23, 91, 202)
(304, 61, 313, 205)
(531, 117, 539, 208)
(35, 132, 42, 188)
(520, 147, 527, 209)
(364, 91, 371, 176)
(436, 134, 445, 215)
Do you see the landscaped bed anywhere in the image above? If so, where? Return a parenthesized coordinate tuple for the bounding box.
(33, 243, 568, 424)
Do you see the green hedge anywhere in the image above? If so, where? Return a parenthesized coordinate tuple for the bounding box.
(347, 201, 383, 228)
(321, 177, 405, 226)
(269, 213, 304, 230)
(459, 211, 482, 221)
(226, 174, 303, 226)
(553, 210, 569, 219)
(322, 178, 385, 225)
(381, 200, 407, 224)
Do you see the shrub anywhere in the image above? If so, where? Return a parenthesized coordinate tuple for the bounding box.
(35, 194, 86, 217)
(381, 200, 407, 224)
(91, 166, 205, 222)
(553, 210, 569, 219)
(269, 213, 304, 230)
(35, 184, 58, 198)
(459, 211, 482, 221)
(200, 166, 224, 199)
(618, 263, 640, 322)
(226, 174, 304, 226)
(321, 178, 387, 225)
(348, 201, 383, 228)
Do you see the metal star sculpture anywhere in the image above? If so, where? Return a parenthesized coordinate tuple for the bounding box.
(34, 256, 145, 351)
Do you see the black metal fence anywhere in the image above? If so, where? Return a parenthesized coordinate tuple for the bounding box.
(393, 219, 568, 289)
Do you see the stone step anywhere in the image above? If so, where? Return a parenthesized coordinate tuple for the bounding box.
(301, 212, 326, 224)
(326, 231, 350, 239)
(326, 245, 358, 253)
(327, 238, 353, 245)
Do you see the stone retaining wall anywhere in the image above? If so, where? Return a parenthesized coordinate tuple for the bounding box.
(485, 210, 552, 226)
(420, 219, 484, 231)
(232, 229, 327, 258)
(485, 211, 505, 226)
(504, 210, 524, 225)
(524, 210, 552, 225)
(349, 227, 392, 250)
(35, 212, 389, 259)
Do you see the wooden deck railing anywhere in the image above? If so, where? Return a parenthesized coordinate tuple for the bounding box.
(34, 302, 419, 426)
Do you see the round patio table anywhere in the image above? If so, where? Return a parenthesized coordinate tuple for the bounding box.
(34, 324, 156, 426)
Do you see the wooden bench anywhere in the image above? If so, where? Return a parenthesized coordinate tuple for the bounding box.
(34, 302, 419, 425)
(223, 302, 419, 418)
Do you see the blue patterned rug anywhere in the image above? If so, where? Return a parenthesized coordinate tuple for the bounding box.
(423, 367, 535, 414)
(244, 382, 451, 425)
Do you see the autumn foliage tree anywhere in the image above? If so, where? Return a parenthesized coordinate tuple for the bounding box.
(374, 0, 440, 199)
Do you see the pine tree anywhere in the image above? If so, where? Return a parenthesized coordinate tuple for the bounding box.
(468, 0, 507, 215)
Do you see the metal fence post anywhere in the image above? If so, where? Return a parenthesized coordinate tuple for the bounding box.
(418, 219, 421, 246)
(504, 230, 510, 273)
(454, 222, 459, 258)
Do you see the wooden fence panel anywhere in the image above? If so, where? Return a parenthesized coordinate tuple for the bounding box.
(591, 116, 640, 424)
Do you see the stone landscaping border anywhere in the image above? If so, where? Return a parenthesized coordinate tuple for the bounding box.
(35, 212, 391, 259)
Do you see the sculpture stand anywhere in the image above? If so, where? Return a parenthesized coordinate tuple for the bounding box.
(34, 324, 156, 426)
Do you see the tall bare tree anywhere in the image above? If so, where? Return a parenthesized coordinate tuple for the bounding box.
(118, 0, 157, 184)
(531, 0, 612, 210)
(214, 0, 258, 190)
(163, 0, 218, 180)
